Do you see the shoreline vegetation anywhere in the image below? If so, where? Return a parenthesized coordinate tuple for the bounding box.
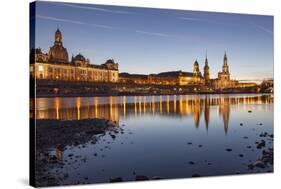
(33, 117, 273, 187)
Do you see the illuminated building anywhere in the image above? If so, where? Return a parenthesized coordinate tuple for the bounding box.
(30, 29, 119, 82)
(211, 51, 239, 89)
(30, 29, 259, 91)
(119, 60, 205, 86)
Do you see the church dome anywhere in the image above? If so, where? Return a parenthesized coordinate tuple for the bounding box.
(48, 46, 69, 63)
(105, 59, 115, 64)
(74, 54, 86, 61)
(48, 29, 69, 63)
(194, 60, 199, 66)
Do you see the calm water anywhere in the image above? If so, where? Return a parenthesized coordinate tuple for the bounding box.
(33, 94, 274, 184)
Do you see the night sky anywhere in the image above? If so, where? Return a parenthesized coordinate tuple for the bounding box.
(34, 1, 273, 81)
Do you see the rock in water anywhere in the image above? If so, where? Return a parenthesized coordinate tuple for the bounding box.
(253, 160, 265, 168)
(189, 161, 195, 165)
(151, 176, 162, 180)
(135, 175, 149, 181)
(109, 177, 123, 182)
(192, 174, 201, 177)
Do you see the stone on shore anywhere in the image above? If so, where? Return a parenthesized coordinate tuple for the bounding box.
(109, 177, 123, 182)
(135, 175, 149, 181)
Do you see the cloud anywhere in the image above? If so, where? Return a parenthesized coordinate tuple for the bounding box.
(180, 16, 273, 36)
(250, 22, 273, 36)
(37, 14, 199, 43)
(179, 17, 219, 24)
(135, 30, 173, 38)
(36, 15, 119, 30)
(57, 3, 131, 14)
(37, 14, 182, 39)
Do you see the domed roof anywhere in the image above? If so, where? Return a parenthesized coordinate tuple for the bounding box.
(194, 60, 199, 66)
(48, 45, 69, 63)
(74, 53, 86, 61)
(105, 59, 115, 64)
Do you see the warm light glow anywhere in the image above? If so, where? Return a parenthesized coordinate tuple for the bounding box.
(173, 95, 177, 113)
(94, 97, 98, 118)
(166, 95, 170, 114)
(123, 96, 126, 118)
(159, 96, 162, 113)
(76, 97, 81, 120)
(55, 97, 60, 120)
(134, 96, 137, 116)
(38, 65, 44, 72)
(110, 96, 113, 120)
(34, 95, 273, 133)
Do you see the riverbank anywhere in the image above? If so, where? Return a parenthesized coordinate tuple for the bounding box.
(31, 79, 271, 98)
(33, 91, 273, 98)
(34, 118, 121, 187)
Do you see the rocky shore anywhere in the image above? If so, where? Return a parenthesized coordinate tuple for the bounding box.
(32, 115, 274, 186)
(34, 118, 119, 187)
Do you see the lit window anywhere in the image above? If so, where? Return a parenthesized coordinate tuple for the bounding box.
(38, 65, 44, 72)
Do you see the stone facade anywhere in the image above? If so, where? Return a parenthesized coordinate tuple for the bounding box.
(211, 52, 238, 89)
(30, 29, 119, 83)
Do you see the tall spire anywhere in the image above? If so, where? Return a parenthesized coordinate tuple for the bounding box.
(205, 50, 208, 66)
(222, 51, 229, 74)
(224, 51, 227, 64)
(204, 52, 210, 82)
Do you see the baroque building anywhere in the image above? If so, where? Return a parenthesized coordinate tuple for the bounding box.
(30, 29, 119, 82)
(48, 29, 69, 63)
(211, 52, 238, 90)
(119, 60, 204, 86)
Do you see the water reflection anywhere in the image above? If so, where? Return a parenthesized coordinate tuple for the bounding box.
(31, 94, 273, 134)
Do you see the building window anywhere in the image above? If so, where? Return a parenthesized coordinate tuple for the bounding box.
(38, 65, 44, 72)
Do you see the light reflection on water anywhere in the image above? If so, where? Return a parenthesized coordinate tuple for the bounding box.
(32, 94, 274, 184)
(31, 94, 273, 134)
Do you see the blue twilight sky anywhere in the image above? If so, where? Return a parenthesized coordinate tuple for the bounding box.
(33, 1, 273, 81)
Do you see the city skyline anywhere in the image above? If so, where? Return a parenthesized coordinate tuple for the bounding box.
(33, 1, 273, 81)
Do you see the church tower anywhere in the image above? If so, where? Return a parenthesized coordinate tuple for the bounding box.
(222, 51, 229, 74)
(203, 54, 210, 83)
(48, 28, 69, 63)
(193, 59, 200, 83)
(54, 28, 63, 46)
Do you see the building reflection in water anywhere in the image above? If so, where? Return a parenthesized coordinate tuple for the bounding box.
(32, 95, 273, 134)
